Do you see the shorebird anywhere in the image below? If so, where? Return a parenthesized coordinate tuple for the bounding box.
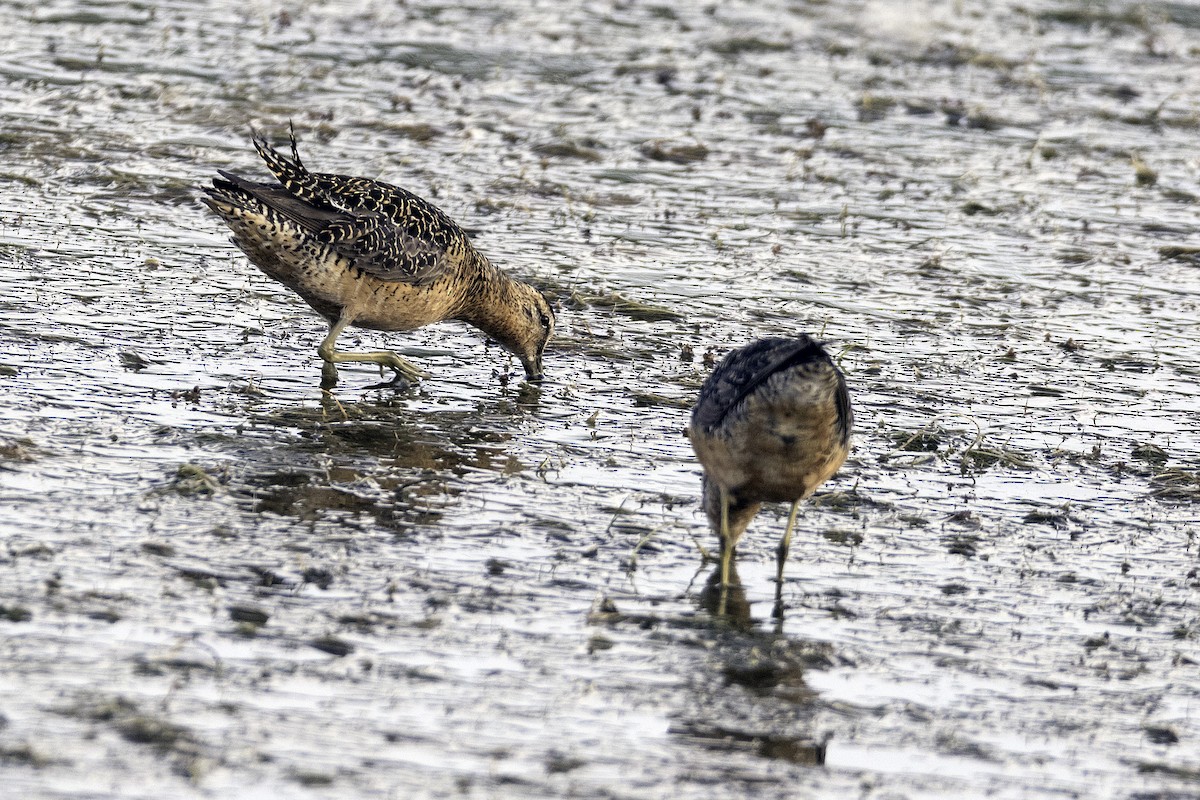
(202, 129, 554, 387)
(687, 336, 852, 594)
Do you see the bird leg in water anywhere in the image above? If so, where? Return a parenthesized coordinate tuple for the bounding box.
(317, 311, 430, 388)
(719, 485, 735, 589)
(776, 499, 801, 588)
(772, 499, 802, 615)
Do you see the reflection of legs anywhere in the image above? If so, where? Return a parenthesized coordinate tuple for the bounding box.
(317, 311, 429, 387)
(710, 561, 752, 622)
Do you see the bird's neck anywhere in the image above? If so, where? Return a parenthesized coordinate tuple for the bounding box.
(453, 255, 527, 344)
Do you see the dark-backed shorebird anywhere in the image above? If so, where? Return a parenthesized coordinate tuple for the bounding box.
(687, 336, 852, 593)
(202, 130, 554, 387)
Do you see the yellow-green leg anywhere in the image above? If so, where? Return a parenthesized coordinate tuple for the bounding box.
(719, 485, 734, 589)
(771, 500, 801, 618)
(318, 312, 429, 387)
(775, 500, 801, 587)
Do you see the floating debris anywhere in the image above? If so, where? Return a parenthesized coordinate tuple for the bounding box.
(639, 140, 709, 164)
(569, 288, 684, 321)
(631, 391, 690, 409)
(309, 636, 354, 657)
(1131, 153, 1158, 186)
(118, 350, 152, 370)
(168, 463, 224, 496)
(1159, 245, 1200, 263)
(228, 605, 270, 626)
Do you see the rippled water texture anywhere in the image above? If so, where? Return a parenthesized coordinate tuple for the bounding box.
(2, 0, 1199, 797)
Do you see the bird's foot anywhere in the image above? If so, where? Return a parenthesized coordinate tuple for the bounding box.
(362, 353, 428, 391)
(318, 352, 428, 389)
(379, 352, 430, 383)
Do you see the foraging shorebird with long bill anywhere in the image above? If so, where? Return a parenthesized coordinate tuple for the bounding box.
(202, 130, 554, 387)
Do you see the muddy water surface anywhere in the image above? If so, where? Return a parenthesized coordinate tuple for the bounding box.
(2, 0, 1199, 798)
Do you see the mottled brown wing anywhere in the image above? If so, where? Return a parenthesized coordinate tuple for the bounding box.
(692, 337, 831, 432)
(315, 208, 452, 285)
(250, 132, 470, 286)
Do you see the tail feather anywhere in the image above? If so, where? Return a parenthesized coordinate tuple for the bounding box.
(200, 179, 246, 217)
(200, 172, 261, 217)
(203, 169, 338, 235)
(251, 126, 325, 204)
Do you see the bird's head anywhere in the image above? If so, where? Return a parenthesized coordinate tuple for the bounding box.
(505, 284, 555, 381)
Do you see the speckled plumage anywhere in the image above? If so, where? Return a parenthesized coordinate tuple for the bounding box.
(201, 130, 554, 386)
(688, 336, 852, 592)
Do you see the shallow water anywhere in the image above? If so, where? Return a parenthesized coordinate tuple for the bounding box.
(1, 0, 1199, 797)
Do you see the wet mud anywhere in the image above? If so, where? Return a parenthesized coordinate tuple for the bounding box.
(1, 0, 1199, 797)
